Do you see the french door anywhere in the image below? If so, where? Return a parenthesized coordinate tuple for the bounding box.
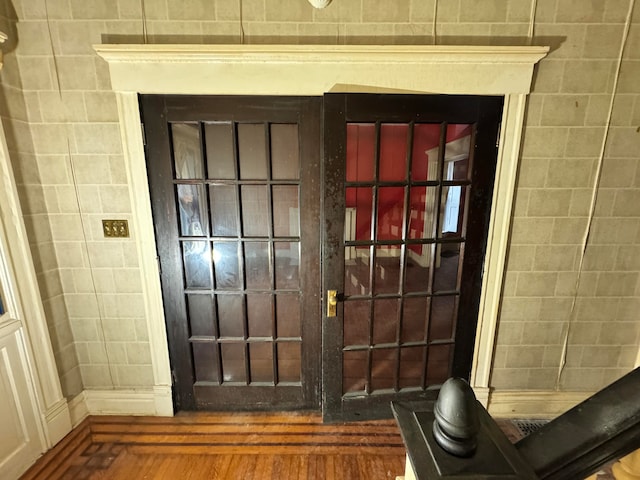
(142, 96, 321, 411)
(322, 94, 503, 421)
(142, 93, 502, 418)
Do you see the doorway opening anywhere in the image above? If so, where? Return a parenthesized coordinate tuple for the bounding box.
(142, 93, 502, 420)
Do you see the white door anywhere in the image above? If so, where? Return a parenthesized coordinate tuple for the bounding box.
(0, 225, 44, 479)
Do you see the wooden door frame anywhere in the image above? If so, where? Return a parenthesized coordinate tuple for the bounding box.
(96, 44, 548, 415)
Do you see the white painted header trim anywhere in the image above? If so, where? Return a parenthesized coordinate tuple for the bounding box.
(98, 43, 548, 408)
(94, 44, 549, 95)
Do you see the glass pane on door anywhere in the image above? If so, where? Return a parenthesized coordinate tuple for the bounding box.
(172, 121, 303, 388)
(342, 121, 472, 395)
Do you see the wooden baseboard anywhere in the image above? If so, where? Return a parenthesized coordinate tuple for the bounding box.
(487, 390, 593, 418)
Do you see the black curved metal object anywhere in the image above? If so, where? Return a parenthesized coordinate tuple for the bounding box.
(433, 378, 480, 457)
(515, 367, 640, 480)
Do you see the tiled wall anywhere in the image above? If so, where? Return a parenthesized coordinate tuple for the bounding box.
(1, 0, 638, 397)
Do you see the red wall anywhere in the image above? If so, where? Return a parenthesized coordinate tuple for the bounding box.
(346, 123, 471, 249)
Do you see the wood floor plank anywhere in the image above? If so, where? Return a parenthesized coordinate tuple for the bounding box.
(20, 413, 407, 480)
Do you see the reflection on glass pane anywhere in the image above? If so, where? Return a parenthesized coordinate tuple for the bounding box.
(277, 342, 300, 383)
(187, 294, 215, 337)
(379, 124, 408, 182)
(343, 350, 367, 394)
(426, 343, 452, 386)
(401, 297, 428, 343)
(247, 294, 272, 337)
(345, 187, 373, 243)
(241, 185, 269, 237)
(430, 295, 457, 341)
(440, 186, 467, 238)
(374, 248, 401, 295)
(244, 242, 270, 290)
(377, 187, 404, 241)
(399, 346, 425, 389)
(408, 186, 437, 240)
(177, 184, 207, 236)
(275, 242, 299, 289)
(373, 298, 398, 345)
(221, 343, 246, 383)
(344, 300, 370, 347)
(404, 252, 432, 294)
(213, 242, 240, 290)
(412, 124, 441, 182)
(183, 241, 212, 289)
(192, 342, 219, 383)
(276, 294, 300, 338)
(210, 185, 238, 237)
(271, 124, 299, 180)
(371, 348, 396, 391)
(172, 123, 203, 179)
(272, 186, 299, 237)
(205, 123, 235, 180)
(445, 124, 472, 181)
(217, 294, 244, 337)
(346, 123, 375, 182)
(250, 343, 273, 383)
(344, 248, 370, 296)
(238, 124, 267, 179)
(433, 245, 461, 292)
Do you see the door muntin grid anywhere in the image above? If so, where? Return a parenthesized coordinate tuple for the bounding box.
(171, 121, 303, 388)
(342, 121, 473, 396)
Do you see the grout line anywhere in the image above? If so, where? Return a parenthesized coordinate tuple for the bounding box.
(528, 0, 538, 45)
(555, 0, 636, 389)
(433, 0, 438, 45)
(44, 0, 119, 390)
(238, 0, 245, 44)
(140, 0, 148, 44)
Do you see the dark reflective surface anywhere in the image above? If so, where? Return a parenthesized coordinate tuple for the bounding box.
(271, 124, 299, 180)
(213, 242, 240, 290)
(210, 185, 238, 237)
(205, 122, 235, 179)
(172, 123, 203, 179)
(177, 184, 207, 236)
(238, 124, 267, 179)
(241, 185, 269, 237)
(183, 241, 212, 289)
(221, 343, 246, 383)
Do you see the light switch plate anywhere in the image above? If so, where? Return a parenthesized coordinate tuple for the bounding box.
(102, 219, 129, 238)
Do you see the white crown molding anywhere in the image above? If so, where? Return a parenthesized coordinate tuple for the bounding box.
(94, 44, 548, 95)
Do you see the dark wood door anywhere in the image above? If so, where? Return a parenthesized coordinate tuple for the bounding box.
(141, 96, 321, 411)
(322, 94, 503, 421)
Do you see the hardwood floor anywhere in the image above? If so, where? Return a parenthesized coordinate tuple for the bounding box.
(20, 413, 407, 480)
